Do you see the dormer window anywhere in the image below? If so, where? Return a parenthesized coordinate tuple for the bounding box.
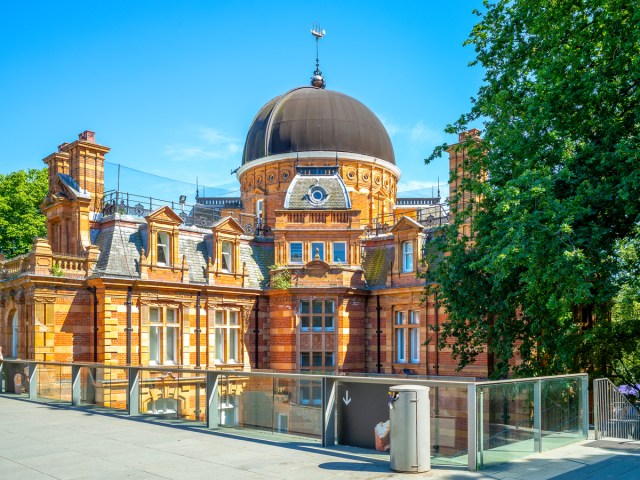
(221, 241, 233, 272)
(157, 232, 170, 266)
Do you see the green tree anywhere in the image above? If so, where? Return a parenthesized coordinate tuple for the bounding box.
(425, 0, 640, 378)
(0, 168, 48, 258)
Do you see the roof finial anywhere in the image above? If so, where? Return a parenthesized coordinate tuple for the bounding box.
(310, 22, 326, 89)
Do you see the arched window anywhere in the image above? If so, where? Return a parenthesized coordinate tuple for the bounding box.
(402, 241, 414, 273)
(11, 310, 18, 357)
(157, 232, 170, 266)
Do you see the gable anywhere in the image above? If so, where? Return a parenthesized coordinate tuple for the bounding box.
(145, 206, 184, 226)
(390, 215, 424, 234)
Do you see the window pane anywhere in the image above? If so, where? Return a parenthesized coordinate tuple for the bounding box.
(325, 352, 335, 367)
(166, 326, 177, 364)
(403, 241, 414, 272)
(215, 311, 225, 325)
(300, 316, 310, 331)
(397, 329, 406, 363)
(300, 301, 310, 314)
(215, 328, 225, 362)
(410, 311, 419, 325)
(396, 311, 406, 325)
(290, 242, 303, 263)
(150, 326, 160, 364)
(410, 328, 420, 363)
(300, 352, 310, 367)
(312, 352, 323, 367)
(312, 300, 323, 314)
(221, 241, 232, 272)
(325, 301, 335, 314)
(333, 242, 346, 263)
(229, 311, 239, 326)
(311, 242, 324, 261)
(166, 309, 177, 323)
(312, 384, 322, 405)
(312, 316, 323, 331)
(229, 329, 238, 362)
(325, 316, 334, 331)
(157, 233, 169, 265)
(150, 308, 160, 324)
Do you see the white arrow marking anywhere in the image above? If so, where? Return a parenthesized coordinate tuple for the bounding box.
(342, 390, 352, 406)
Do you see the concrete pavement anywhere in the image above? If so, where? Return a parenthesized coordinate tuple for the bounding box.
(0, 395, 638, 479)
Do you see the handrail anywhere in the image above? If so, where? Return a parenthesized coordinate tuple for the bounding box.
(594, 377, 640, 441)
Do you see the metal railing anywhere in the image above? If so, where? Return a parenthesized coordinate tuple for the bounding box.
(0, 359, 588, 471)
(594, 378, 640, 441)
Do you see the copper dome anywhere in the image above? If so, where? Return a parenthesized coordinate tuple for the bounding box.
(242, 87, 395, 165)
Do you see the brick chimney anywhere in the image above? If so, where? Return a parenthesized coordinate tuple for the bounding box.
(43, 130, 110, 212)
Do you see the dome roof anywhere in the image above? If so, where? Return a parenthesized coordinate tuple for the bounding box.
(242, 87, 395, 165)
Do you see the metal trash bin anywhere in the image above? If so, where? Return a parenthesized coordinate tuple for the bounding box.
(388, 385, 430, 473)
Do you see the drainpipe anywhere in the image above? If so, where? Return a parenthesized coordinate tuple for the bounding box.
(126, 286, 132, 365)
(435, 290, 440, 376)
(376, 295, 382, 373)
(195, 291, 201, 368)
(253, 297, 260, 368)
(87, 287, 98, 363)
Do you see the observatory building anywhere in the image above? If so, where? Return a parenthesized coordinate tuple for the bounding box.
(0, 43, 487, 411)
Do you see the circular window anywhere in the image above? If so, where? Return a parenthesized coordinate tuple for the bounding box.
(282, 171, 290, 180)
(363, 173, 370, 181)
(257, 176, 263, 185)
(347, 171, 355, 179)
(269, 174, 275, 182)
(308, 185, 328, 206)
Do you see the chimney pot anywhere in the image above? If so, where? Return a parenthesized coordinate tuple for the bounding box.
(79, 130, 96, 143)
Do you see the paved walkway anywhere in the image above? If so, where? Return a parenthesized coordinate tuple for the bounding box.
(0, 395, 638, 479)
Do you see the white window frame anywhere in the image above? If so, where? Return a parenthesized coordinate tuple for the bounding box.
(221, 241, 233, 273)
(402, 241, 414, 273)
(395, 310, 420, 364)
(149, 307, 179, 365)
(214, 310, 241, 364)
(290, 242, 303, 264)
(332, 242, 347, 264)
(157, 232, 170, 266)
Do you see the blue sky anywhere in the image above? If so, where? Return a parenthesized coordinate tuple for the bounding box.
(0, 1, 483, 201)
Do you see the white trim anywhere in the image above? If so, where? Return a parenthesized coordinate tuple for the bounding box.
(236, 151, 401, 180)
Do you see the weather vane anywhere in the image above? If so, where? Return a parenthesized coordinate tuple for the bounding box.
(310, 22, 326, 88)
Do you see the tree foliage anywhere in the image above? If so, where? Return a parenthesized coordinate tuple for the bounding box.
(425, 0, 640, 379)
(0, 168, 48, 258)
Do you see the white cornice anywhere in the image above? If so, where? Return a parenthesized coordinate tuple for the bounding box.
(235, 151, 401, 180)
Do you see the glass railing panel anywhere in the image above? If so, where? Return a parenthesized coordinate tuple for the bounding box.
(139, 368, 181, 419)
(36, 364, 72, 402)
(273, 377, 321, 438)
(541, 377, 584, 451)
(430, 386, 468, 466)
(175, 370, 207, 423)
(218, 374, 274, 431)
(94, 366, 128, 411)
(478, 381, 536, 467)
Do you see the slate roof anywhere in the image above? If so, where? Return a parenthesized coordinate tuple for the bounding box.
(361, 243, 394, 288)
(241, 240, 274, 289)
(93, 224, 143, 278)
(284, 174, 351, 210)
(91, 219, 272, 287)
(178, 236, 209, 283)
